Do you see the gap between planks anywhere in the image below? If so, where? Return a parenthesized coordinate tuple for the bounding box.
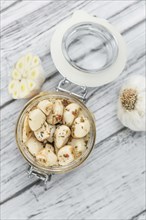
(131, 210, 146, 220)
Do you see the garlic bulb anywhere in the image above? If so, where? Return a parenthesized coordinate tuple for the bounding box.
(117, 75, 146, 131)
(8, 53, 45, 99)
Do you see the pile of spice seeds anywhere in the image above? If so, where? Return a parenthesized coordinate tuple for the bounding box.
(22, 98, 90, 166)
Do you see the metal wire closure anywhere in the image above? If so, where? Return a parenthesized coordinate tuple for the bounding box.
(56, 78, 87, 102)
(27, 166, 52, 189)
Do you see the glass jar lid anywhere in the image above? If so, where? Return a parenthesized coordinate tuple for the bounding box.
(51, 11, 127, 87)
(62, 23, 119, 73)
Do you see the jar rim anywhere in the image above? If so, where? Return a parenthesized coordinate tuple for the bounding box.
(62, 22, 119, 74)
(15, 91, 96, 174)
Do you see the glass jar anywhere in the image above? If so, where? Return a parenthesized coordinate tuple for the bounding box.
(62, 22, 119, 73)
(16, 90, 96, 183)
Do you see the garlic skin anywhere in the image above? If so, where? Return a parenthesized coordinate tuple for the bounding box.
(117, 75, 146, 131)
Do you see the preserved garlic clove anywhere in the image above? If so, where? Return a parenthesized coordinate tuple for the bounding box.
(71, 116, 90, 138)
(36, 147, 57, 166)
(37, 100, 53, 116)
(26, 136, 43, 156)
(34, 122, 55, 142)
(63, 103, 80, 126)
(45, 143, 55, 152)
(23, 115, 32, 143)
(47, 100, 64, 124)
(28, 109, 46, 131)
(46, 125, 56, 143)
(47, 113, 59, 125)
(54, 99, 64, 118)
(58, 145, 74, 166)
(68, 138, 87, 158)
(54, 125, 71, 149)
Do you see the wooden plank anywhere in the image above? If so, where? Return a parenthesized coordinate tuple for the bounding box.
(132, 211, 146, 220)
(1, 3, 145, 201)
(1, 128, 145, 219)
(0, 0, 19, 12)
(137, 212, 146, 220)
(1, 53, 145, 203)
(1, 1, 144, 106)
(1, 1, 145, 219)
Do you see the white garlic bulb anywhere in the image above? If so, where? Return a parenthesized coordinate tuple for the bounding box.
(117, 75, 146, 131)
(8, 54, 45, 99)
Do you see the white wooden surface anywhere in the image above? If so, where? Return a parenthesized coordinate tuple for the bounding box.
(0, 1, 146, 219)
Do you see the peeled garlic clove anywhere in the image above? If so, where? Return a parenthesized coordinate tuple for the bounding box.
(46, 125, 55, 143)
(54, 125, 71, 149)
(58, 145, 74, 166)
(78, 109, 85, 118)
(28, 109, 46, 131)
(71, 116, 90, 138)
(68, 138, 86, 158)
(36, 148, 57, 166)
(34, 122, 55, 142)
(37, 100, 53, 116)
(47, 100, 64, 124)
(54, 100, 64, 117)
(117, 75, 146, 131)
(45, 143, 55, 153)
(63, 103, 80, 126)
(47, 113, 56, 125)
(23, 115, 32, 143)
(51, 99, 64, 124)
(26, 136, 43, 156)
